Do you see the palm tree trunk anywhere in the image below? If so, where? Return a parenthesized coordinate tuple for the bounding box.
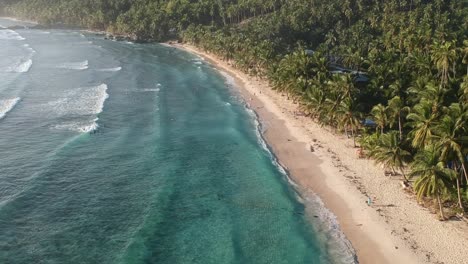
(456, 174, 465, 213)
(437, 192, 445, 220)
(398, 114, 403, 141)
(400, 167, 408, 182)
(462, 162, 468, 185)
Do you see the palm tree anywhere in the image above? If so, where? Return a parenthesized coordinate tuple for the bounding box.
(433, 103, 468, 212)
(369, 131, 412, 181)
(387, 96, 410, 140)
(407, 101, 437, 148)
(410, 145, 457, 220)
(371, 104, 388, 134)
(431, 40, 457, 86)
(336, 97, 362, 147)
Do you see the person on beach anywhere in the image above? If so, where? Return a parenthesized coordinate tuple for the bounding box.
(367, 197, 372, 206)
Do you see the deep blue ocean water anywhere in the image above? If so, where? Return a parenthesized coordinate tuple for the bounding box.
(0, 18, 355, 264)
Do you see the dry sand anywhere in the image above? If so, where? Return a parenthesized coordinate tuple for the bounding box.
(170, 43, 468, 264)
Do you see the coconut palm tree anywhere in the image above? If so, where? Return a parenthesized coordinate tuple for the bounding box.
(410, 145, 457, 220)
(433, 103, 468, 212)
(336, 97, 362, 147)
(407, 101, 437, 149)
(431, 40, 457, 86)
(387, 96, 410, 140)
(369, 131, 412, 181)
(371, 104, 389, 134)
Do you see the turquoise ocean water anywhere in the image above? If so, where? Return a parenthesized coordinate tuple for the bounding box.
(0, 18, 355, 264)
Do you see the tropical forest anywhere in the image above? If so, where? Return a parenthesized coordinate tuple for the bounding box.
(2, 0, 467, 219)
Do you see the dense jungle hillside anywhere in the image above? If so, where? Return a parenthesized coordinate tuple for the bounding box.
(2, 0, 468, 218)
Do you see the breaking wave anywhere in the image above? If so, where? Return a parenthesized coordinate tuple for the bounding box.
(4, 59, 33, 73)
(97, 67, 122, 72)
(49, 84, 108, 116)
(53, 118, 99, 133)
(57, 60, 89, 70)
(0, 97, 21, 120)
(0, 29, 25, 40)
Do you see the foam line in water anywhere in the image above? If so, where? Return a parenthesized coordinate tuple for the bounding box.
(23, 43, 35, 51)
(54, 118, 99, 133)
(5, 59, 33, 73)
(97, 67, 122, 72)
(304, 193, 358, 263)
(49, 84, 109, 116)
(219, 70, 237, 88)
(57, 60, 89, 70)
(0, 29, 25, 40)
(0, 97, 20, 120)
(140, 88, 160, 92)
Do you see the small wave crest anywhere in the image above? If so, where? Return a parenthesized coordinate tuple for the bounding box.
(53, 118, 99, 133)
(97, 67, 122, 72)
(23, 44, 36, 53)
(140, 88, 160, 92)
(140, 83, 162, 92)
(0, 29, 25, 40)
(5, 59, 33, 73)
(219, 70, 237, 88)
(57, 60, 89, 70)
(0, 97, 20, 120)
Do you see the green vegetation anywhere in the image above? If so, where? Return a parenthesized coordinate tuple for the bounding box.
(2, 0, 467, 219)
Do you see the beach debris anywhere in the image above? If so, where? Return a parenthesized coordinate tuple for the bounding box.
(400, 181, 409, 189)
(309, 145, 315, 152)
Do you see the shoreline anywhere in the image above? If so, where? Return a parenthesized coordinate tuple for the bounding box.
(170, 43, 468, 264)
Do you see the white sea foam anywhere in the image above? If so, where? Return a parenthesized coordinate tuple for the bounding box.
(49, 84, 108, 133)
(57, 60, 89, 70)
(219, 70, 237, 88)
(5, 59, 32, 73)
(97, 67, 122, 72)
(0, 29, 25, 40)
(304, 194, 358, 263)
(0, 97, 20, 120)
(15, 59, 32, 72)
(54, 118, 99, 133)
(140, 88, 160, 92)
(49, 84, 109, 116)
